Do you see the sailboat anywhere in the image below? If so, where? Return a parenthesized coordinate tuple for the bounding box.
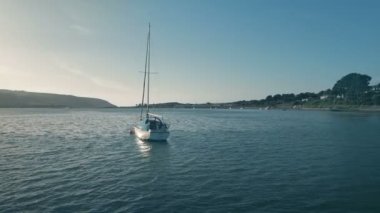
(133, 24, 170, 141)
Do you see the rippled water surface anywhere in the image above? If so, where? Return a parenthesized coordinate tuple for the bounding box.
(1, 108, 380, 212)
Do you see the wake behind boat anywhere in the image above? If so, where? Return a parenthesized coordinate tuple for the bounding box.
(132, 24, 170, 141)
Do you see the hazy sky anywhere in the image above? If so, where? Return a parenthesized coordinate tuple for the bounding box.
(0, 0, 379, 106)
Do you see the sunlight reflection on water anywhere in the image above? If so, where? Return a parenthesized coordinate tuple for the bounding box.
(135, 138, 152, 157)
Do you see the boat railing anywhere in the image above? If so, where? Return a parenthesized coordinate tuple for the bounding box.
(148, 113, 163, 119)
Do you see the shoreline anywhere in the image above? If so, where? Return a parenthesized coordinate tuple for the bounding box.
(299, 107, 380, 112)
(124, 105, 380, 113)
(1, 106, 380, 113)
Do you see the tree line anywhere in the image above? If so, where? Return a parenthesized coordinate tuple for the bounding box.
(233, 73, 380, 107)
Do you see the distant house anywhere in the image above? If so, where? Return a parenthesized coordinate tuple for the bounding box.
(320, 95, 329, 100)
(372, 84, 380, 92)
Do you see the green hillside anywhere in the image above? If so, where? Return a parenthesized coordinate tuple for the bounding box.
(0, 90, 116, 108)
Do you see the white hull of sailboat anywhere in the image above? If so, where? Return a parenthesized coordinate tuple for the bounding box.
(134, 126, 169, 141)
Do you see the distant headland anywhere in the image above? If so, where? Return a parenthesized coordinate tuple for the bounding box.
(0, 90, 116, 108)
(142, 73, 380, 111)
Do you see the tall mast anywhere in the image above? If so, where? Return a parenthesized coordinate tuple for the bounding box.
(147, 23, 151, 115)
(140, 24, 150, 120)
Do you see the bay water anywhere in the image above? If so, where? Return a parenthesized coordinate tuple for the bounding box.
(0, 108, 379, 212)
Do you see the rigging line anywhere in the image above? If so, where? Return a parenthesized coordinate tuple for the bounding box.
(147, 23, 151, 115)
(140, 24, 150, 120)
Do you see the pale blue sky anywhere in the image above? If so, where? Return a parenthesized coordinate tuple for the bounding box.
(0, 0, 379, 106)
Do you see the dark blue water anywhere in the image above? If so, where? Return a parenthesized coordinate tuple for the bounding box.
(0, 108, 380, 212)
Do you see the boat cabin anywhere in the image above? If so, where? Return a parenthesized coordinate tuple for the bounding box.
(138, 114, 168, 131)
